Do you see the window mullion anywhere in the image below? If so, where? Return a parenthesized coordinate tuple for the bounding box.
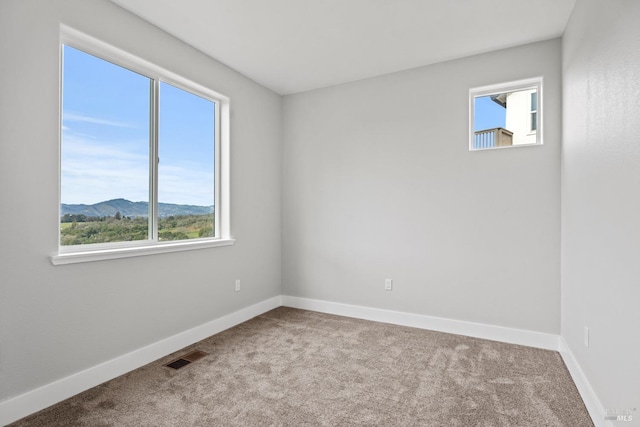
(149, 79, 160, 242)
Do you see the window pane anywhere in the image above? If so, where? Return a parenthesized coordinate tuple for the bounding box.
(531, 92, 538, 111)
(158, 82, 215, 241)
(60, 46, 151, 245)
(472, 87, 538, 149)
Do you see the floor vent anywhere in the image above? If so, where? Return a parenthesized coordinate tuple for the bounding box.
(165, 350, 208, 370)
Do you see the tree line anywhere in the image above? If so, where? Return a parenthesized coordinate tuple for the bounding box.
(60, 212, 214, 245)
(62, 211, 141, 222)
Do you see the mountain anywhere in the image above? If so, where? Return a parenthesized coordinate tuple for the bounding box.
(61, 198, 213, 218)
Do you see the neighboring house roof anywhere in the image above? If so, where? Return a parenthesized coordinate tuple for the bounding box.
(490, 93, 507, 108)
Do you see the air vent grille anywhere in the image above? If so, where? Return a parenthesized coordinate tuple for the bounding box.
(165, 350, 208, 370)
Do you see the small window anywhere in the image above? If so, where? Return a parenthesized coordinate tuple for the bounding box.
(469, 77, 542, 150)
(55, 27, 232, 264)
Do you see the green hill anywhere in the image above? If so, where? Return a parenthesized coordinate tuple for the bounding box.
(61, 198, 213, 218)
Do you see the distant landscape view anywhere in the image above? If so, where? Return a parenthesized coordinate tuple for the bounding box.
(60, 46, 216, 247)
(60, 199, 214, 245)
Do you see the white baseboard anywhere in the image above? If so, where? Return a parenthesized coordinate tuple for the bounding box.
(282, 296, 608, 426)
(0, 296, 282, 426)
(282, 295, 561, 351)
(559, 338, 611, 427)
(2, 295, 605, 427)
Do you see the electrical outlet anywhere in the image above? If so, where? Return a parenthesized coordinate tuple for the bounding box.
(384, 279, 393, 291)
(584, 326, 589, 348)
(235, 279, 241, 291)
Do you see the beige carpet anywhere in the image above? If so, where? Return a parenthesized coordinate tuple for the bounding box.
(10, 307, 594, 426)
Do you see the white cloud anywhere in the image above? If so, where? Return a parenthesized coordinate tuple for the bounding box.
(63, 112, 138, 129)
(61, 136, 149, 204)
(61, 136, 213, 206)
(159, 163, 214, 206)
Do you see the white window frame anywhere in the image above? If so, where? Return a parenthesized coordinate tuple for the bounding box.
(530, 92, 538, 133)
(469, 77, 543, 151)
(52, 26, 233, 265)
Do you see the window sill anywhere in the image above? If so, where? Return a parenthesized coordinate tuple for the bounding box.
(51, 238, 235, 265)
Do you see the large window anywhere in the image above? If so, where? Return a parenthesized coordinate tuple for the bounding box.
(469, 77, 542, 150)
(54, 27, 231, 264)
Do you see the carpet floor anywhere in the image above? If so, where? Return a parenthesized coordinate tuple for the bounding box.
(10, 307, 594, 426)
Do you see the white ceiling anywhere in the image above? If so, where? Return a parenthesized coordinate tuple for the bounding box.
(109, 0, 575, 95)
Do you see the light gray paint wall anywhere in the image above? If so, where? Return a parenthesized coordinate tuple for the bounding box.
(562, 0, 640, 416)
(283, 39, 562, 333)
(0, 0, 281, 401)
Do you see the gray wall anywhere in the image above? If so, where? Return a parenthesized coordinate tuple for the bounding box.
(8, 0, 636, 418)
(0, 0, 282, 401)
(562, 0, 640, 415)
(283, 39, 562, 334)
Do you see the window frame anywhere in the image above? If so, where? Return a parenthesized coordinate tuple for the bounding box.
(469, 77, 543, 151)
(530, 92, 538, 133)
(52, 26, 233, 265)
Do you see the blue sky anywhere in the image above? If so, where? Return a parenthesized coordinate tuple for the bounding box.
(61, 45, 215, 206)
(474, 95, 506, 131)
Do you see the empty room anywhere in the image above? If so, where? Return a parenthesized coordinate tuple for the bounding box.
(0, 0, 638, 426)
